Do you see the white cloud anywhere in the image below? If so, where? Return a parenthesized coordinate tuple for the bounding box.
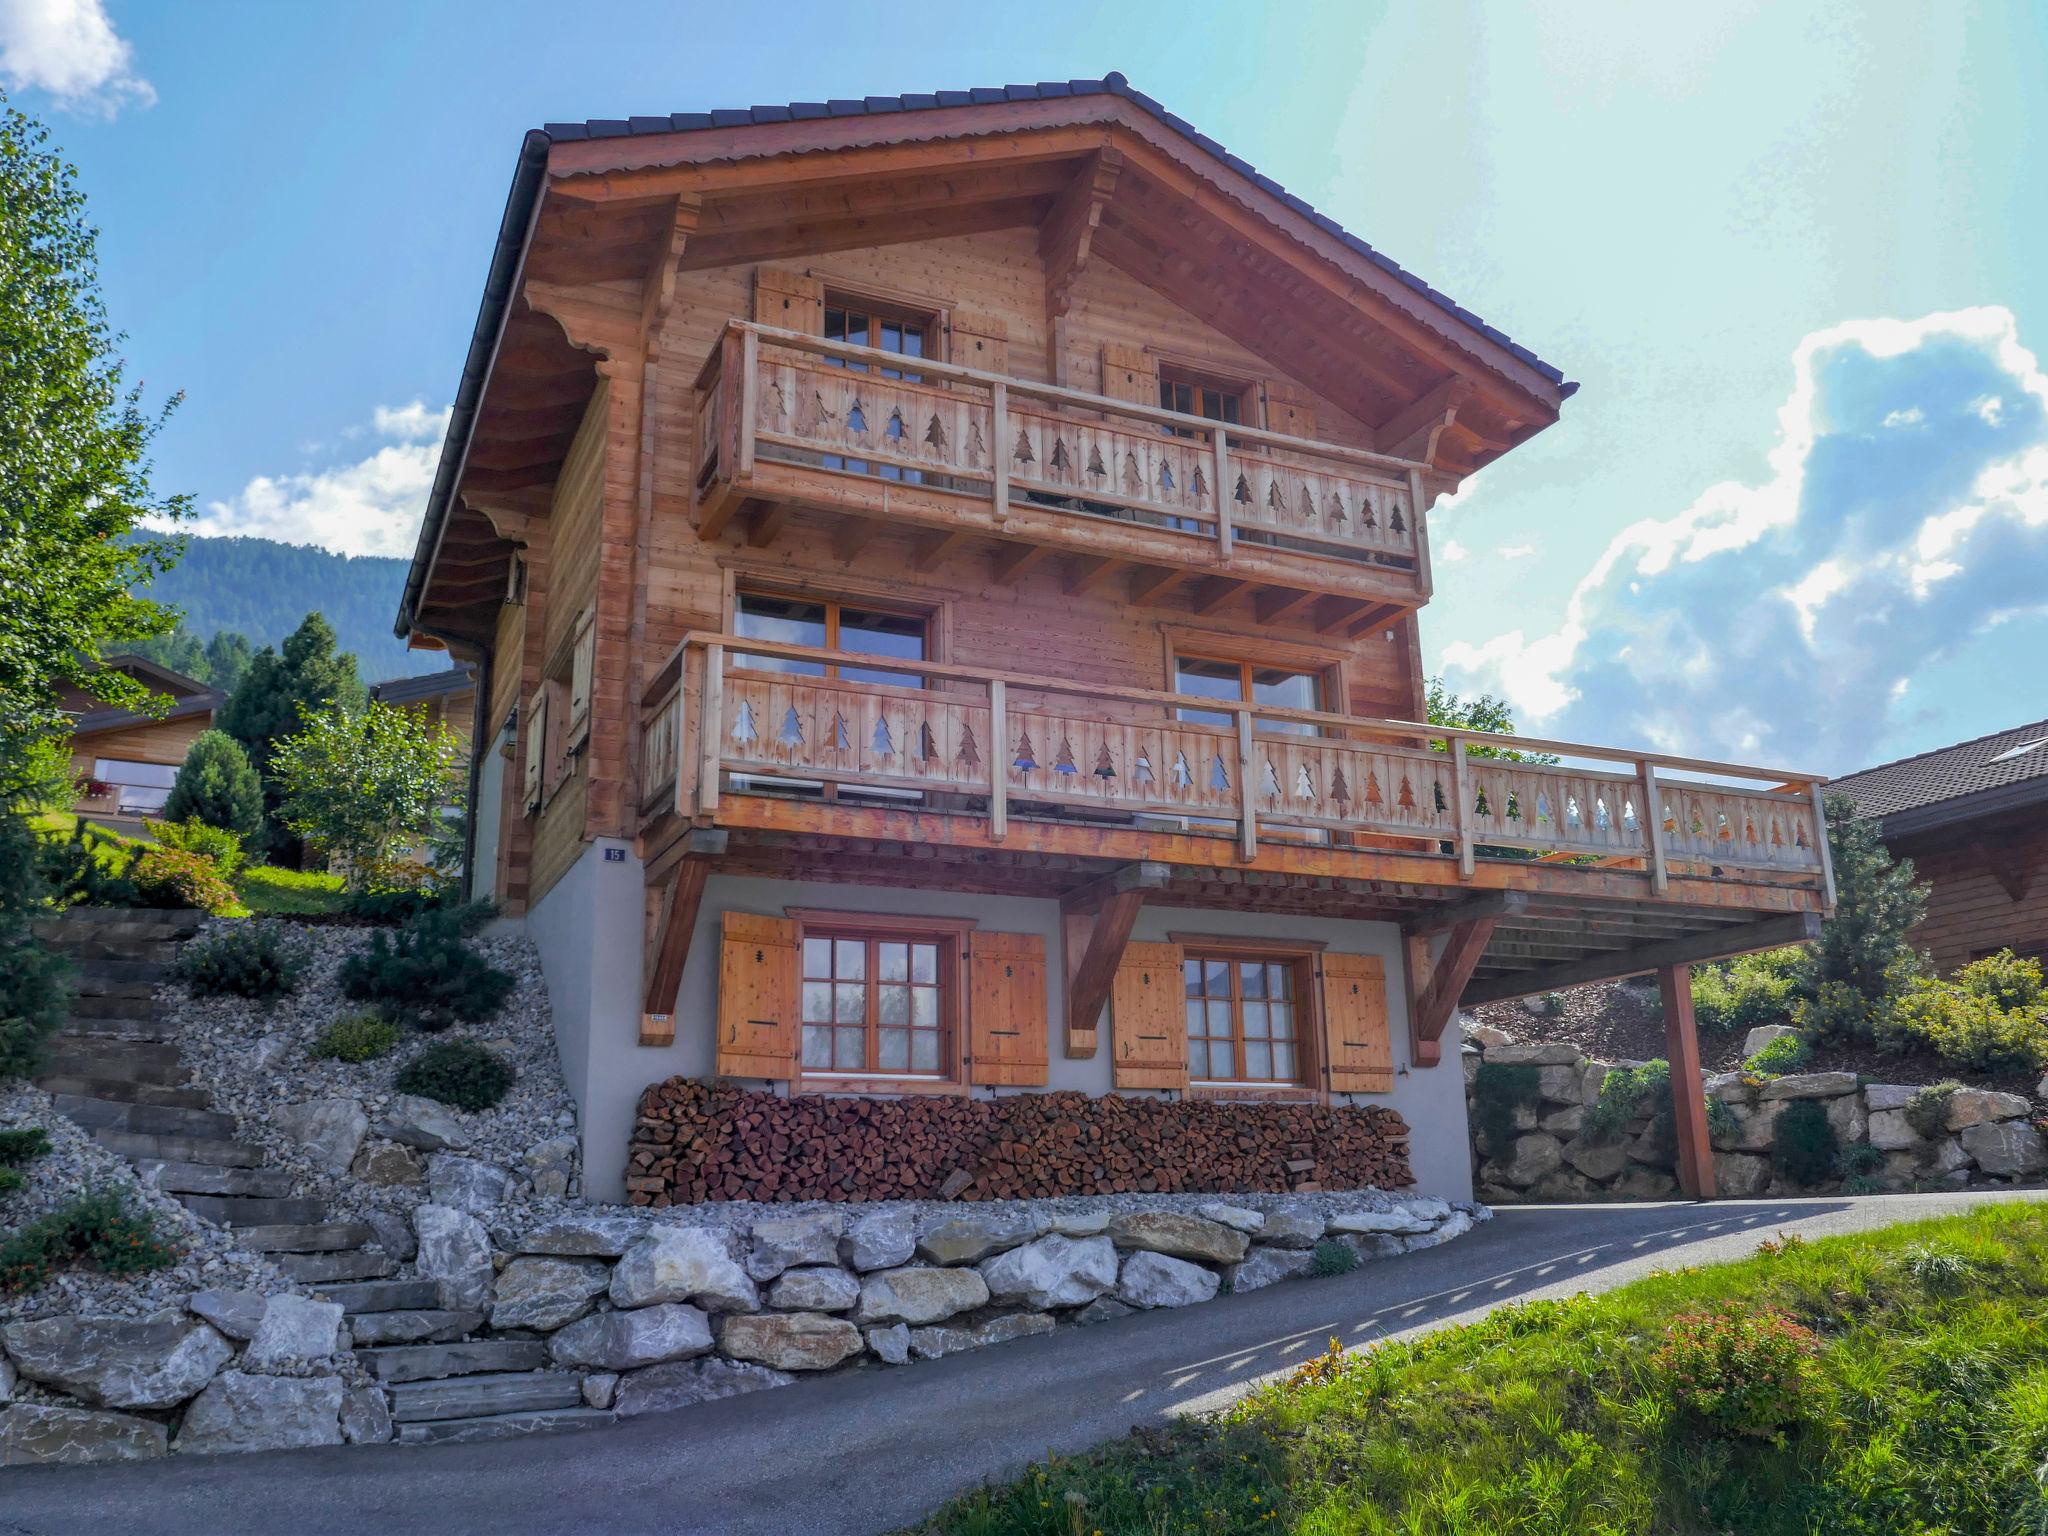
(0, 0, 153, 116)
(1882, 407, 1924, 429)
(172, 403, 450, 558)
(1498, 544, 1536, 561)
(1441, 307, 2048, 770)
(1438, 538, 1469, 564)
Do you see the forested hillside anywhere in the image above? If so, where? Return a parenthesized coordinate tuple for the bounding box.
(138, 535, 443, 682)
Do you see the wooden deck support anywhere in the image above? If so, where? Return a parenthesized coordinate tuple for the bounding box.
(1658, 961, 1716, 1200)
(1403, 915, 1498, 1068)
(1060, 862, 1166, 1060)
(640, 830, 724, 1046)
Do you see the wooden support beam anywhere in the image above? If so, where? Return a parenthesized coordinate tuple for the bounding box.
(1403, 931, 1437, 1068)
(1040, 148, 1124, 380)
(831, 516, 877, 565)
(1060, 867, 1154, 1060)
(1064, 556, 1131, 596)
(1373, 378, 1468, 463)
(1312, 596, 1374, 636)
(1344, 602, 1406, 639)
(696, 491, 758, 543)
(991, 542, 1050, 584)
(744, 503, 788, 548)
(912, 528, 970, 573)
(1402, 889, 1528, 939)
(1190, 576, 1247, 615)
(1061, 860, 1171, 914)
(641, 842, 719, 1046)
(1659, 962, 1716, 1199)
(1253, 586, 1319, 625)
(1459, 911, 1824, 1006)
(1128, 565, 1185, 604)
(638, 194, 703, 346)
(1408, 916, 1498, 1066)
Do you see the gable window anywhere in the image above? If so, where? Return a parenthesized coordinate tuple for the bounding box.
(1158, 367, 1247, 432)
(799, 925, 954, 1078)
(1185, 951, 1304, 1085)
(823, 293, 937, 483)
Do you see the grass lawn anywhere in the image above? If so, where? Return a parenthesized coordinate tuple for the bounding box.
(916, 1202, 2048, 1536)
(30, 811, 347, 917)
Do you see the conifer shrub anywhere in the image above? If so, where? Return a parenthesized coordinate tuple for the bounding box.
(161, 730, 264, 840)
(1470, 1062, 1542, 1158)
(1743, 1032, 1812, 1077)
(1905, 1081, 1965, 1141)
(393, 1040, 513, 1111)
(0, 1126, 48, 1196)
(177, 924, 304, 1001)
(1875, 951, 2048, 1076)
(1310, 1239, 1358, 1277)
(1584, 1058, 1670, 1142)
(0, 1187, 179, 1295)
(339, 907, 513, 1031)
(309, 1011, 401, 1063)
(1770, 1099, 1840, 1187)
(1692, 947, 1804, 1036)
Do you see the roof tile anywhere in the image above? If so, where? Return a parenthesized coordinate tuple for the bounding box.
(1833, 718, 2048, 821)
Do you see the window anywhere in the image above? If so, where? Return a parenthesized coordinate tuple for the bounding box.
(1184, 952, 1303, 1084)
(800, 929, 950, 1077)
(92, 758, 177, 815)
(1173, 654, 1326, 737)
(1158, 368, 1247, 431)
(733, 589, 928, 687)
(823, 294, 936, 482)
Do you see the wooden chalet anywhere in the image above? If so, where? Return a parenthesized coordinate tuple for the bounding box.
(396, 76, 1836, 1202)
(62, 656, 223, 831)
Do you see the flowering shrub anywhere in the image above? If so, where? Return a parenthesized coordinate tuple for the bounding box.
(1653, 1304, 1819, 1436)
(129, 846, 236, 915)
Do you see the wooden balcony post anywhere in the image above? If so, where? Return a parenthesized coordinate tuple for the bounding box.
(988, 679, 1008, 841)
(1452, 737, 1476, 878)
(990, 381, 1009, 527)
(696, 643, 724, 815)
(1809, 780, 1838, 908)
(671, 684, 689, 821)
(1213, 427, 1233, 564)
(1638, 759, 1670, 895)
(1235, 709, 1257, 861)
(736, 329, 759, 479)
(1658, 962, 1717, 1199)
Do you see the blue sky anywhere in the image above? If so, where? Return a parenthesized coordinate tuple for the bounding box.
(6, 0, 2045, 774)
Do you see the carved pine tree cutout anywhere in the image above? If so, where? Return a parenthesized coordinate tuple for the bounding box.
(1363, 769, 1382, 807)
(1133, 752, 1155, 785)
(1094, 742, 1117, 780)
(1013, 428, 1035, 466)
(1299, 486, 1317, 523)
(1159, 461, 1176, 493)
(1210, 754, 1231, 792)
(828, 712, 851, 752)
(1663, 803, 1679, 834)
(798, 389, 835, 435)
(765, 380, 788, 423)
(918, 721, 939, 763)
(1191, 464, 1208, 502)
(1294, 763, 1316, 801)
(963, 419, 984, 467)
(1565, 794, 1583, 828)
(846, 399, 868, 434)
(777, 706, 804, 749)
(1266, 479, 1286, 513)
(1362, 493, 1379, 529)
(1327, 490, 1347, 526)
(1397, 775, 1416, 811)
(1233, 472, 1252, 505)
(1085, 445, 1107, 481)
(956, 723, 981, 771)
(1595, 796, 1612, 831)
(1432, 779, 1448, 814)
(1122, 452, 1142, 496)
(731, 700, 758, 746)
(1054, 737, 1077, 775)
(1391, 505, 1407, 535)
(1332, 764, 1352, 811)
(1260, 759, 1282, 800)
(1504, 791, 1521, 822)
(884, 407, 905, 441)
(924, 413, 947, 453)
(1623, 799, 1641, 834)
(1474, 785, 1491, 817)
(1050, 437, 1073, 475)
(1013, 731, 1038, 772)
(1535, 792, 1553, 827)
(872, 716, 895, 756)
(1171, 751, 1192, 789)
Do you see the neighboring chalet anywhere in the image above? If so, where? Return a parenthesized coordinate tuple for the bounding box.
(395, 76, 1836, 1202)
(1834, 720, 2048, 973)
(62, 656, 222, 832)
(369, 663, 481, 871)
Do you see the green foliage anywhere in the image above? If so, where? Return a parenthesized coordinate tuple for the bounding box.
(0, 1127, 50, 1164)
(1876, 951, 2048, 1075)
(0, 1165, 21, 1195)
(144, 816, 245, 878)
(1471, 1061, 1543, 1158)
(125, 624, 254, 694)
(310, 1011, 401, 1064)
(1744, 1032, 1812, 1077)
(1706, 1096, 1741, 1142)
(1693, 947, 1804, 1036)
(129, 845, 235, 914)
(177, 925, 303, 1001)
(0, 803, 70, 1081)
(1794, 794, 1929, 1043)
(1423, 676, 1561, 763)
(344, 882, 457, 926)
(37, 820, 139, 907)
(162, 729, 264, 839)
(0, 95, 186, 766)
(1310, 1238, 1358, 1277)
(339, 907, 512, 1030)
(393, 1040, 513, 1111)
(1771, 1099, 1840, 1187)
(0, 1186, 180, 1295)
(1653, 1304, 1820, 1437)
(272, 699, 459, 887)
(234, 863, 348, 916)
(1585, 1058, 1671, 1143)
(1905, 1081, 1965, 1141)
(216, 612, 366, 856)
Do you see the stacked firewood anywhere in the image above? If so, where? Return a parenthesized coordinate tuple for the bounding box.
(625, 1079, 1411, 1205)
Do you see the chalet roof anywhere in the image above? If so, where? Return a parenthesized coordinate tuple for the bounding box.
(370, 663, 476, 708)
(98, 653, 211, 699)
(1832, 717, 2048, 833)
(70, 689, 222, 739)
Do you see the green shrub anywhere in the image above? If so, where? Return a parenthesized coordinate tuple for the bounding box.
(1471, 1062, 1542, 1158)
(1310, 1238, 1358, 1277)
(1905, 1080, 1965, 1141)
(1792, 794, 1929, 1044)
(1692, 948, 1804, 1036)
(1705, 1097, 1740, 1141)
(162, 729, 263, 840)
(339, 908, 513, 1031)
(1837, 1142, 1885, 1179)
(0, 1187, 180, 1295)
(1, 811, 72, 1082)
(1584, 1059, 1670, 1142)
(0, 1165, 22, 1195)
(143, 816, 245, 878)
(343, 882, 454, 926)
(309, 1011, 401, 1063)
(393, 1040, 514, 1111)
(129, 846, 236, 914)
(177, 925, 303, 1001)
(1652, 1304, 1819, 1436)
(1771, 1099, 1839, 1187)
(37, 822, 139, 908)
(1743, 1032, 1812, 1077)
(0, 1128, 50, 1165)
(1875, 952, 2048, 1075)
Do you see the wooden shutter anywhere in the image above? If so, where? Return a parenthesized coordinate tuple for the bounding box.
(966, 931, 1047, 1086)
(949, 311, 1009, 375)
(715, 912, 797, 1079)
(520, 686, 547, 814)
(566, 607, 595, 751)
(1110, 940, 1186, 1090)
(1319, 952, 1393, 1094)
(753, 267, 824, 333)
(1099, 343, 1158, 407)
(1262, 379, 1318, 440)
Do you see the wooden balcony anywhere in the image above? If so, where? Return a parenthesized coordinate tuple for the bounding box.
(639, 635, 1837, 1014)
(692, 322, 1435, 622)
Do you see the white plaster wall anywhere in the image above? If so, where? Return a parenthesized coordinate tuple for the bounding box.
(471, 742, 505, 906)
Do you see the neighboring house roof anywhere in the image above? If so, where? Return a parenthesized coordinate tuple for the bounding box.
(97, 653, 212, 699)
(1832, 718, 2048, 836)
(371, 663, 477, 709)
(70, 689, 222, 740)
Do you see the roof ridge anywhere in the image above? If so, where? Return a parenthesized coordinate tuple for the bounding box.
(1834, 717, 2048, 784)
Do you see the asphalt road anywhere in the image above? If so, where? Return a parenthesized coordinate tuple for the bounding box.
(3, 1189, 2034, 1536)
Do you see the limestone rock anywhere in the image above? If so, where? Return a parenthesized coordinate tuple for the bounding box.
(1946, 1089, 2032, 1130)
(581, 1373, 618, 1410)
(855, 1266, 989, 1325)
(0, 1403, 167, 1466)
(1338, 1232, 1406, 1263)
(1863, 1083, 1920, 1112)
(1611, 1166, 1679, 1200)
(1758, 1071, 1859, 1101)
(1528, 1169, 1599, 1201)
(865, 1323, 911, 1364)
(1403, 1209, 1475, 1251)
(1563, 1138, 1630, 1182)
(1117, 1250, 1220, 1308)
(915, 1210, 1038, 1265)
(1927, 1136, 1972, 1175)
(841, 1208, 917, 1271)
(341, 1386, 393, 1445)
(719, 1312, 865, 1372)
(1704, 1072, 1756, 1105)
(518, 1211, 646, 1257)
(1326, 1208, 1432, 1236)
(1463, 1021, 1512, 1049)
(490, 1256, 612, 1331)
(1044, 1209, 1114, 1238)
(523, 1135, 578, 1199)
(1227, 1246, 1316, 1291)
(1742, 1024, 1800, 1057)
(613, 1357, 793, 1414)
(1499, 1132, 1564, 1187)
(274, 1097, 368, 1175)
(2038, 1073, 2048, 1102)
(1824, 1093, 1868, 1145)
(907, 1312, 1054, 1360)
(0, 1356, 12, 1401)
(175, 1372, 344, 1454)
(1073, 1297, 1136, 1326)
(1197, 1202, 1265, 1233)
(1, 1315, 231, 1410)
(612, 1227, 758, 1313)
(767, 1266, 861, 1313)
(747, 1213, 844, 1281)
(1959, 1120, 2048, 1176)
(978, 1234, 1118, 1310)
(1715, 1152, 1773, 1197)
(243, 1296, 346, 1369)
(1257, 1207, 1325, 1248)
(351, 1140, 426, 1186)
(1538, 1104, 1587, 1137)
(413, 1203, 494, 1310)
(373, 1094, 472, 1151)
(548, 1304, 712, 1370)
(187, 1288, 266, 1342)
(1579, 1063, 1612, 1103)
(364, 1207, 416, 1261)
(1626, 1125, 1677, 1171)
(1725, 1100, 1786, 1153)
(1107, 1211, 1248, 1265)
(1537, 1063, 1587, 1102)
(1485, 1042, 1582, 1066)
(427, 1154, 517, 1214)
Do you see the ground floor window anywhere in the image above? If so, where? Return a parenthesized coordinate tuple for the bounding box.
(800, 927, 949, 1077)
(1184, 951, 1304, 1084)
(90, 757, 177, 815)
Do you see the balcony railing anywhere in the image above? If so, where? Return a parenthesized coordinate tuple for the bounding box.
(641, 635, 1836, 903)
(693, 322, 1436, 605)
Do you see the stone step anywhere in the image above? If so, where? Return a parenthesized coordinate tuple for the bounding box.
(177, 1195, 330, 1230)
(34, 1074, 211, 1110)
(94, 1129, 265, 1167)
(234, 1221, 371, 1253)
(135, 1160, 296, 1199)
(43, 936, 182, 964)
(65, 994, 157, 1021)
(35, 909, 202, 939)
(44, 1038, 187, 1072)
(60, 1016, 178, 1042)
(347, 1310, 485, 1347)
(310, 1278, 442, 1315)
(393, 1408, 615, 1446)
(272, 1249, 396, 1284)
(71, 976, 164, 1001)
(358, 1340, 547, 1384)
(52, 1095, 236, 1140)
(72, 958, 174, 986)
(386, 1371, 584, 1424)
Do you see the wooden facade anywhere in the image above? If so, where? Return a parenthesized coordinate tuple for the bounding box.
(62, 657, 222, 827)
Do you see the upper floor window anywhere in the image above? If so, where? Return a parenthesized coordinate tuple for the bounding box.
(733, 589, 928, 687)
(1158, 367, 1247, 432)
(823, 296, 934, 379)
(1173, 653, 1327, 738)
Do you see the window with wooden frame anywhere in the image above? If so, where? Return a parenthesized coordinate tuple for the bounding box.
(794, 916, 965, 1081)
(822, 290, 939, 484)
(732, 588, 929, 685)
(1157, 365, 1249, 432)
(1171, 651, 1330, 737)
(1183, 950, 1307, 1085)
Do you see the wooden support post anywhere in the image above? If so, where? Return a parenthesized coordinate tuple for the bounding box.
(990, 381, 1009, 525)
(696, 642, 724, 814)
(1408, 916, 1498, 1066)
(1402, 931, 1437, 1068)
(1213, 427, 1233, 564)
(1061, 865, 1162, 1059)
(1452, 738, 1476, 878)
(640, 851, 714, 1047)
(987, 679, 1007, 841)
(1639, 759, 1669, 895)
(1809, 780, 1838, 910)
(1658, 961, 1717, 1199)
(736, 328, 759, 477)
(1235, 710, 1257, 861)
